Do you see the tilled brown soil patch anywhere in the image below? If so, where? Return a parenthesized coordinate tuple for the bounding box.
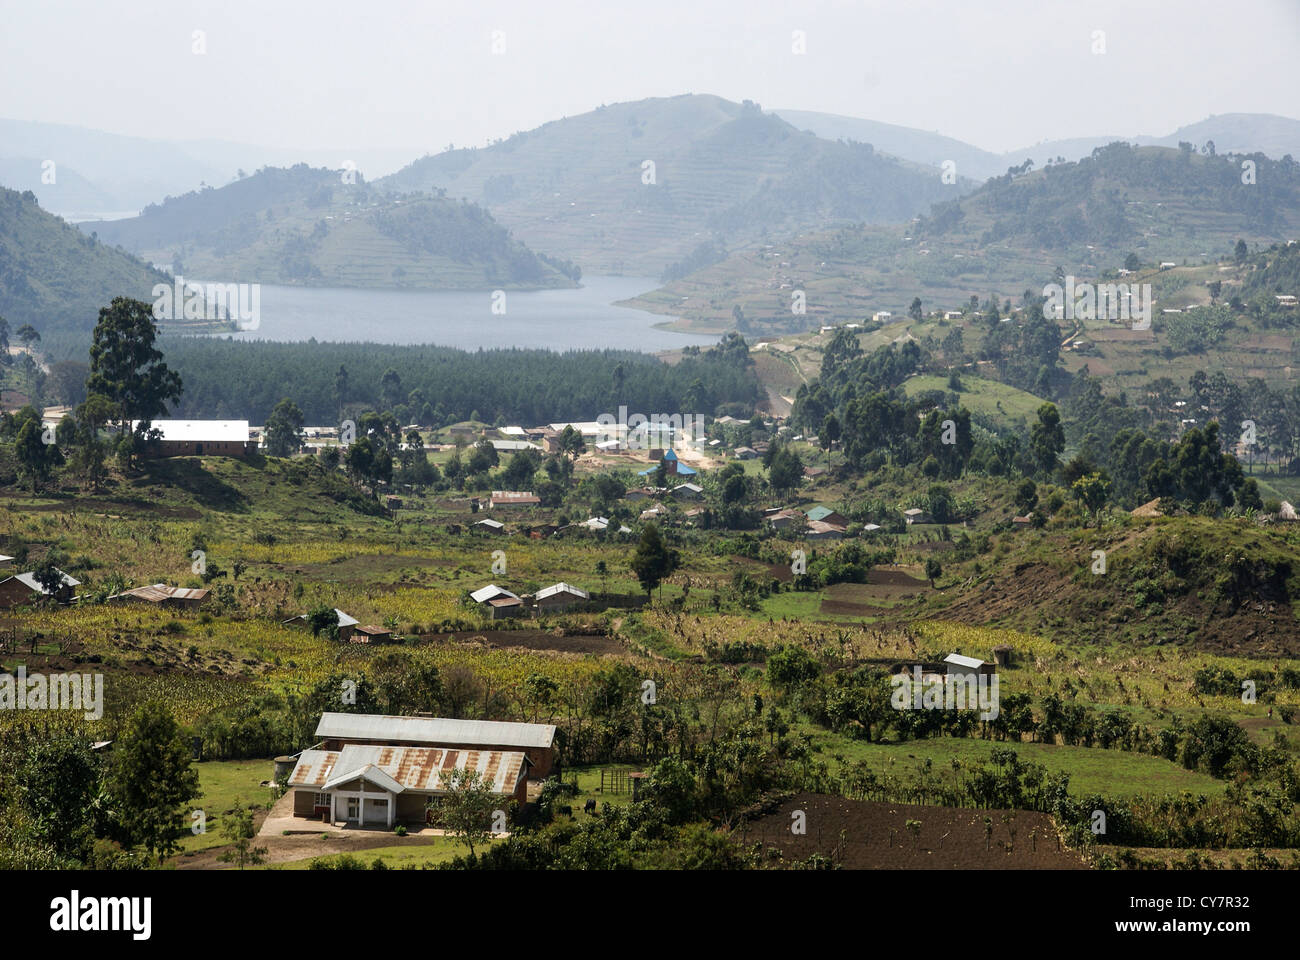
(740, 792, 1089, 869)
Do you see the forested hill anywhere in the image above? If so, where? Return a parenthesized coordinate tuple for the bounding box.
(157, 334, 762, 426)
(82, 165, 578, 290)
(379, 94, 972, 273)
(0, 186, 168, 334)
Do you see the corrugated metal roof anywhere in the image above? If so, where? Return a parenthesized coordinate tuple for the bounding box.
(110, 583, 210, 603)
(314, 712, 556, 749)
(944, 653, 985, 669)
(131, 419, 249, 442)
(11, 568, 80, 593)
(536, 582, 589, 601)
(282, 608, 358, 628)
(470, 584, 517, 603)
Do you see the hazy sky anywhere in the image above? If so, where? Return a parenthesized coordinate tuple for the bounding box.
(3, 0, 1298, 157)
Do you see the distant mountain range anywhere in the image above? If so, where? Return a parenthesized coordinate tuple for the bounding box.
(378, 94, 974, 274)
(774, 110, 1300, 182)
(81, 165, 579, 291)
(4, 99, 1299, 334)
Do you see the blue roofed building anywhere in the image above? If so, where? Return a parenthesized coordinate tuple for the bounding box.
(638, 448, 697, 477)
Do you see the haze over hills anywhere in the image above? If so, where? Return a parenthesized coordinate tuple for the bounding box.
(81, 165, 579, 291)
(0, 117, 423, 220)
(378, 94, 975, 274)
(776, 110, 1300, 183)
(0, 185, 168, 335)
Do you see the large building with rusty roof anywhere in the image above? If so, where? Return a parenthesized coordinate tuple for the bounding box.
(314, 712, 557, 777)
(287, 742, 529, 827)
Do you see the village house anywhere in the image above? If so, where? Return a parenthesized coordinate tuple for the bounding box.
(903, 508, 932, 524)
(286, 712, 559, 826)
(806, 505, 849, 527)
(491, 439, 543, 453)
(106, 584, 210, 610)
(805, 519, 845, 541)
(473, 518, 507, 534)
(470, 584, 527, 618)
(0, 568, 80, 609)
(669, 482, 703, 500)
(281, 608, 359, 642)
(734, 446, 758, 460)
(490, 490, 541, 508)
(352, 624, 393, 643)
(132, 419, 253, 458)
(766, 509, 804, 532)
(535, 582, 590, 613)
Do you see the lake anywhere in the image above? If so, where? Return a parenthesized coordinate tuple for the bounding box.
(209, 276, 715, 352)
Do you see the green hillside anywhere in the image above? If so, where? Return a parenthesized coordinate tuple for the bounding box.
(0, 186, 169, 334)
(627, 143, 1300, 335)
(378, 94, 971, 274)
(85, 165, 577, 291)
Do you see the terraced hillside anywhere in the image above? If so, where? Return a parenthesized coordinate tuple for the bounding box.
(379, 94, 970, 274)
(628, 143, 1300, 333)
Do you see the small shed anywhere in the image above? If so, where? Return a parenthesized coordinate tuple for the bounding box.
(943, 652, 995, 678)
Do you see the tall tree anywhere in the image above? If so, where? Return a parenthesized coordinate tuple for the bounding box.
(85, 298, 182, 439)
(1029, 403, 1065, 478)
(109, 701, 201, 865)
(430, 767, 498, 861)
(264, 397, 305, 457)
(631, 522, 680, 600)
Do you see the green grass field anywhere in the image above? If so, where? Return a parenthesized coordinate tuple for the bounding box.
(903, 374, 1046, 429)
(808, 730, 1230, 798)
(177, 758, 279, 854)
(264, 839, 463, 870)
